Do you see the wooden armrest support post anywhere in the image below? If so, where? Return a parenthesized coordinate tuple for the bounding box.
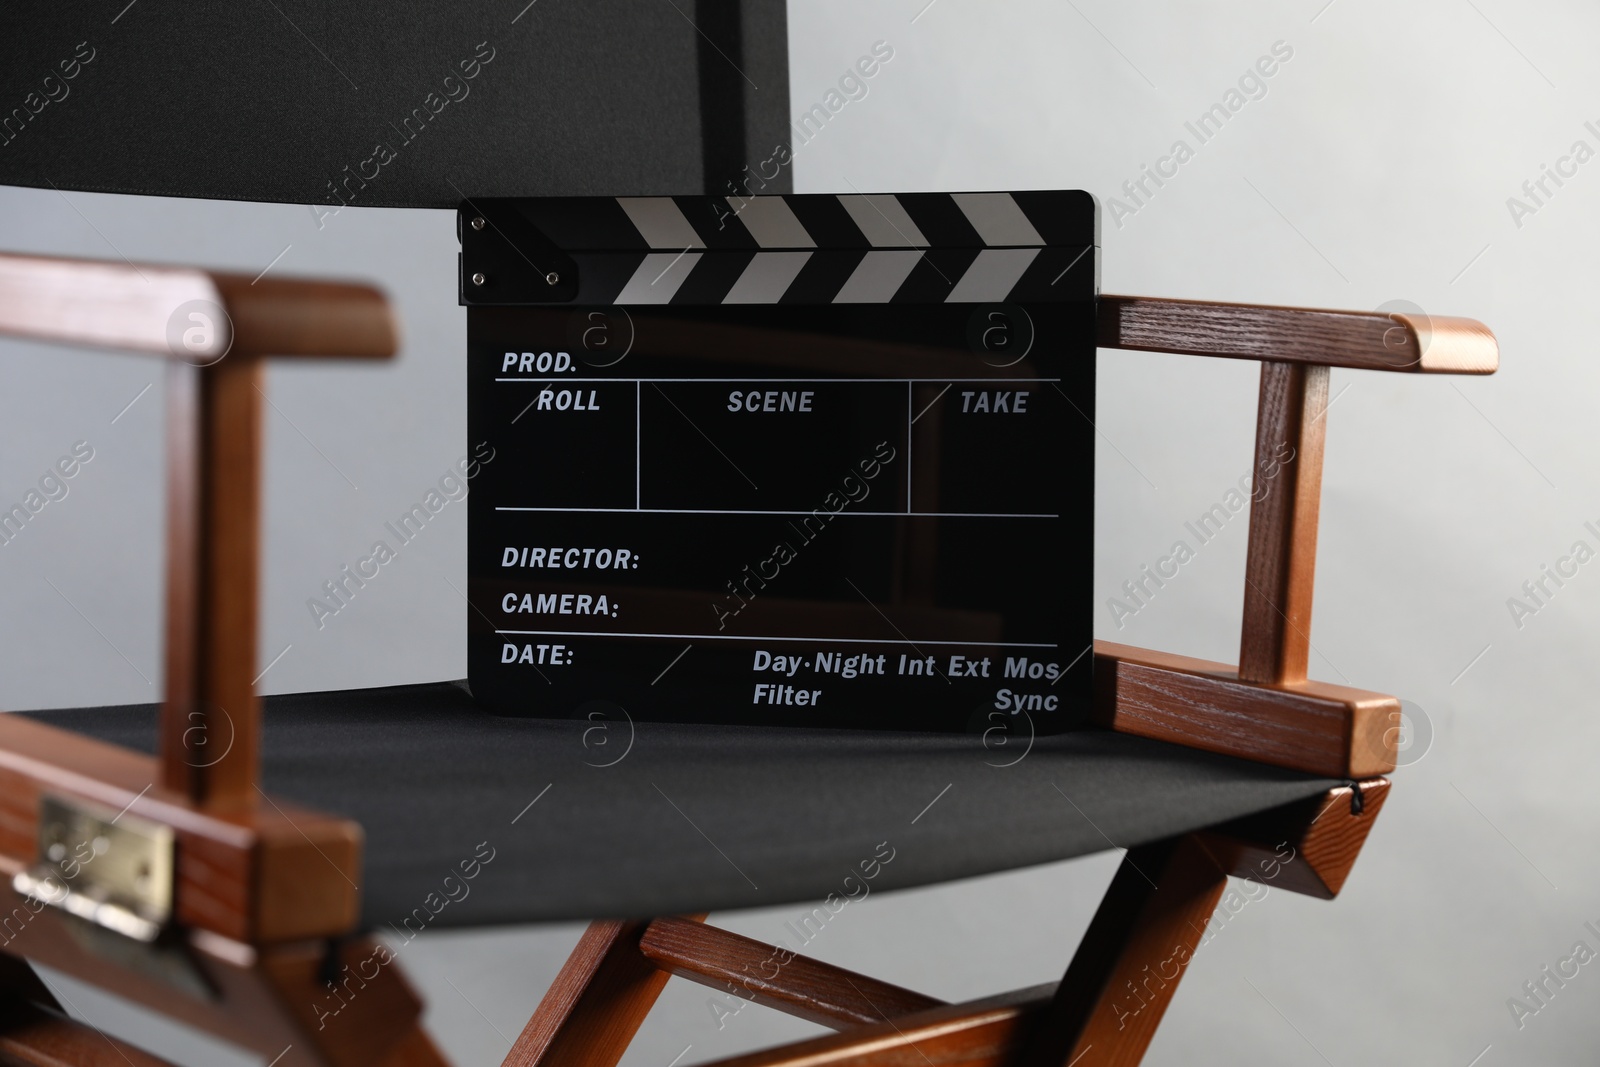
(1238, 361, 1326, 685)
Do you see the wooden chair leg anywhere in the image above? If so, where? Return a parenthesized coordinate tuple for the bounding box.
(502, 917, 705, 1067)
(1201, 778, 1391, 899)
(1018, 835, 1228, 1067)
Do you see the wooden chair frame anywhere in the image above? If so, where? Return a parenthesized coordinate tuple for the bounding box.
(0, 251, 1496, 1067)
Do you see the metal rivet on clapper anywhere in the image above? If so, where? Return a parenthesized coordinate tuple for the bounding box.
(470, 217, 486, 231)
(545, 272, 560, 285)
(471, 272, 486, 286)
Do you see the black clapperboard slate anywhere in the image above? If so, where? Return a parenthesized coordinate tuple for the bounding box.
(462, 191, 1098, 732)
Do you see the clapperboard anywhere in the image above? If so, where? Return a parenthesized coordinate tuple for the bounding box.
(463, 191, 1096, 732)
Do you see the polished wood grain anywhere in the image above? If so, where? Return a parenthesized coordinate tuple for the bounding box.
(0, 1000, 177, 1067)
(1018, 836, 1227, 1067)
(1237, 362, 1328, 685)
(1202, 779, 1391, 900)
(692, 984, 1058, 1067)
(0, 254, 217, 359)
(211, 274, 399, 360)
(503, 917, 705, 1067)
(1098, 294, 1497, 374)
(1093, 641, 1396, 777)
(0, 715, 359, 944)
(161, 355, 265, 809)
(161, 363, 202, 803)
(0, 253, 396, 360)
(639, 917, 943, 1030)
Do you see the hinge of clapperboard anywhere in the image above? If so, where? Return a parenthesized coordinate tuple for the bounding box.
(459, 197, 580, 305)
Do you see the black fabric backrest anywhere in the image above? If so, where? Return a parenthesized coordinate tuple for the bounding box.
(0, 0, 786, 206)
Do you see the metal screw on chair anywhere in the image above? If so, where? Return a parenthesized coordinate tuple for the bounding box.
(471, 217, 486, 231)
(472, 272, 487, 286)
(546, 272, 560, 285)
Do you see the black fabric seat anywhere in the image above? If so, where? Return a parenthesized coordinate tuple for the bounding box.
(23, 683, 1335, 928)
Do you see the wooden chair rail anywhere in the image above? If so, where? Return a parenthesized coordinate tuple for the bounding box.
(639, 917, 944, 1030)
(1097, 294, 1497, 374)
(0, 252, 397, 360)
(691, 984, 1058, 1067)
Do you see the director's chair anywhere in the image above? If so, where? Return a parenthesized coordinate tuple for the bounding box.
(0, 244, 1495, 1065)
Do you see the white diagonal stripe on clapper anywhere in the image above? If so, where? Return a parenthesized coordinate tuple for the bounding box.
(952, 193, 1045, 246)
(616, 253, 702, 303)
(832, 251, 923, 303)
(736, 198, 816, 248)
(945, 248, 1041, 302)
(724, 252, 813, 303)
(837, 194, 928, 247)
(616, 197, 705, 249)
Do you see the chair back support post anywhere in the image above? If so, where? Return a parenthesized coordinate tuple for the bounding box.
(161, 356, 264, 809)
(1238, 361, 1329, 685)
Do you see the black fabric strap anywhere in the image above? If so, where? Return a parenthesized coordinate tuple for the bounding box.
(697, 0, 748, 197)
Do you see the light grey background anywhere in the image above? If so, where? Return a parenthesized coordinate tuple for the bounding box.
(1, 0, 1593, 1064)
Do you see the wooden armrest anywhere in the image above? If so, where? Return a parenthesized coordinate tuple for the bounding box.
(1, 251, 398, 812)
(0, 714, 359, 943)
(0, 252, 397, 359)
(1099, 293, 1496, 374)
(1094, 641, 1396, 777)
